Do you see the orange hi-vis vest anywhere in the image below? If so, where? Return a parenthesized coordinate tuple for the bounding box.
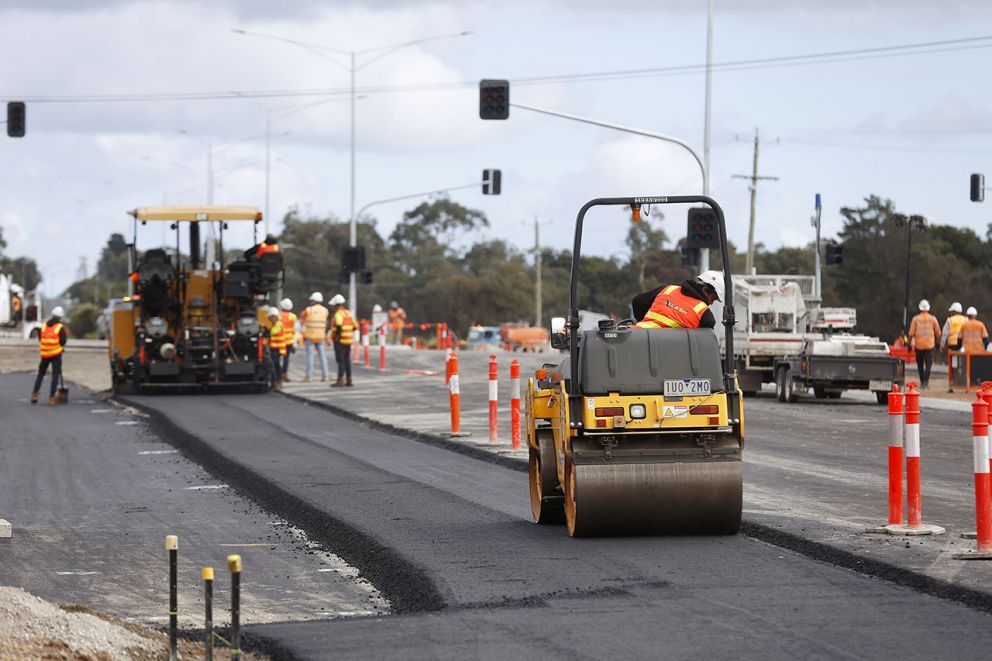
(947, 313, 967, 345)
(909, 311, 940, 351)
(635, 285, 708, 329)
(301, 304, 329, 342)
(279, 311, 297, 348)
(39, 322, 65, 358)
(257, 242, 280, 256)
(269, 320, 287, 355)
(333, 308, 356, 345)
(962, 318, 989, 354)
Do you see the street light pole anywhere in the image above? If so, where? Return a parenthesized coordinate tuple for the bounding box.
(349, 51, 357, 317)
(702, 0, 714, 271)
(264, 109, 271, 237)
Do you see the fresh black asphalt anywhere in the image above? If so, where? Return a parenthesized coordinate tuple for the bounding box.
(117, 389, 992, 660)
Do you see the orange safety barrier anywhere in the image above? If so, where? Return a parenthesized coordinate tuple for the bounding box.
(448, 352, 461, 434)
(488, 354, 499, 443)
(510, 359, 521, 450)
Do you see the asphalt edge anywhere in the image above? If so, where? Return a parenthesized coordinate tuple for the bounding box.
(111, 393, 447, 617)
(281, 388, 992, 615)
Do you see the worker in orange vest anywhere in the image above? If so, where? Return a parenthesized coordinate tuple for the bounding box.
(299, 292, 329, 382)
(245, 234, 280, 260)
(278, 298, 297, 381)
(633, 270, 723, 329)
(32, 306, 67, 405)
(961, 307, 989, 354)
(328, 294, 355, 387)
(908, 299, 941, 389)
(941, 301, 967, 353)
(266, 307, 287, 389)
(386, 301, 407, 345)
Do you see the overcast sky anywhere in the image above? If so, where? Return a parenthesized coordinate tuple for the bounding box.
(1, 0, 991, 294)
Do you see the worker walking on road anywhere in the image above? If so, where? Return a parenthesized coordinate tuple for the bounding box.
(908, 299, 941, 389)
(961, 306, 989, 354)
(267, 307, 287, 389)
(387, 301, 407, 345)
(278, 298, 297, 381)
(328, 294, 355, 387)
(31, 306, 67, 405)
(299, 292, 329, 382)
(633, 271, 723, 329)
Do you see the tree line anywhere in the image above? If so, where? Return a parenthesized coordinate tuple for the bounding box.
(58, 195, 992, 341)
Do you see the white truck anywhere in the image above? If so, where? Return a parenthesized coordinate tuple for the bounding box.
(713, 274, 903, 404)
(0, 273, 42, 339)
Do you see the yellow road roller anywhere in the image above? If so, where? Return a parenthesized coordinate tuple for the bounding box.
(525, 195, 743, 537)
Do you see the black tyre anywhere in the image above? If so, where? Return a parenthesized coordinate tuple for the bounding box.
(529, 429, 564, 525)
(813, 386, 827, 399)
(875, 391, 888, 405)
(827, 391, 842, 400)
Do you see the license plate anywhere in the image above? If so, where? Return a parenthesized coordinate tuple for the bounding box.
(664, 378, 711, 397)
(869, 379, 892, 391)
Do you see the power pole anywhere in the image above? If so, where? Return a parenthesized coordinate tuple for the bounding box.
(733, 127, 778, 274)
(534, 217, 542, 328)
(701, 0, 714, 273)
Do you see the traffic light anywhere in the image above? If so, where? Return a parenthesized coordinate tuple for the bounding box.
(825, 242, 844, 265)
(686, 207, 719, 250)
(482, 169, 501, 195)
(342, 246, 366, 273)
(337, 269, 349, 285)
(971, 173, 985, 203)
(479, 79, 509, 120)
(6, 102, 24, 138)
(360, 270, 374, 284)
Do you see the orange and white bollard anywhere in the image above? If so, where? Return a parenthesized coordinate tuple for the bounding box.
(954, 393, 992, 559)
(883, 382, 945, 536)
(379, 343, 386, 370)
(445, 350, 455, 386)
(488, 355, 499, 443)
(448, 352, 461, 434)
(887, 384, 904, 526)
(510, 359, 521, 450)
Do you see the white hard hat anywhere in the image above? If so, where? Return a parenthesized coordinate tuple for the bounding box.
(267, 306, 280, 318)
(329, 294, 346, 306)
(309, 292, 323, 303)
(51, 306, 65, 318)
(968, 306, 978, 317)
(372, 304, 382, 313)
(280, 298, 293, 311)
(918, 299, 930, 312)
(9, 284, 23, 294)
(696, 270, 724, 302)
(949, 302, 963, 313)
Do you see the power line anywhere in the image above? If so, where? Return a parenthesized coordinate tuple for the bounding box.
(9, 34, 992, 105)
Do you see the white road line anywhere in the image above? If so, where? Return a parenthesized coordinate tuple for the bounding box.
(138, 450, 178, 455)
(91, 409, 111, 413)
(115, 421, 140, 425)
(56, 571, 100, 576)
(185, 484, 229, 490)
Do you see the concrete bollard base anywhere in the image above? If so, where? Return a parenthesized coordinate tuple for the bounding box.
(444, 431, 472, 437)
(880, 523, 946, 536)
(951, 551, 992, 560)
(0, 519, 10, 538)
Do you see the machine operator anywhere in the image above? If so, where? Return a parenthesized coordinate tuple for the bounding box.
(633, 270, 723, 330)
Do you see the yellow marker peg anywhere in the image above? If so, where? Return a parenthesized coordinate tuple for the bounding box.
(227, 554, 242, 574)
(202, 567, 214, 581)
(165, 535, 178, 551)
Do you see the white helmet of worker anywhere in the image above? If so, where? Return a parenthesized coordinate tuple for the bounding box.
(918, 299, 930, 312)
(329, 294, 346, 306)
(949, 301, 963, 313)
(267, 306, 280, 318)
(51, 306, 65, 318)
(372, 304, 382, 313)
(695, 270, 724, 303)
(9, 284, 23, 295)
(309, 292, 323, 303)
(968, 306, 979, 317)
(280, 298, 293, 311)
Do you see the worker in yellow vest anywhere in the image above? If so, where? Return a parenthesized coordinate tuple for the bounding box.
(32, 306, 67, 405)
(267, 307, 287, 389)
(328, 294, 355, 387)
(961, 307, 989, 355)
(278, 298, 297, 382)
(908, 299, 941, 389)
(298, 292, 329, 382)
(941, 301, 967, 353)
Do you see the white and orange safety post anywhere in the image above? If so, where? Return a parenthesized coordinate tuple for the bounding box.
(447, 351, 464, 435)
(884, 382, 945, 536)
(954, 393, 992, 559)
(510, 359, 521, 450)
(887, 384, 904, 526)
(488, 354, 499, 443)
(445, 350, 455, 386)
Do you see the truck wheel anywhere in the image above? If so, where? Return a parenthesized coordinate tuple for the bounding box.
(875, 391, 888, 405)
(827, 392, 842, 400)
(813, 386, 827, 399)
(529, 429, 564, 525)
(776, 368, 797, 403)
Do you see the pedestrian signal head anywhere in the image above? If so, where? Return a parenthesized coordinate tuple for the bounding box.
(918, 299, 930, 312)
(949, 301, 963, 313)
(968, 306, 978, 317)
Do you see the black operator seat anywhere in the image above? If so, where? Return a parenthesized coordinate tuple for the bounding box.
(255, 251, 284, 291)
